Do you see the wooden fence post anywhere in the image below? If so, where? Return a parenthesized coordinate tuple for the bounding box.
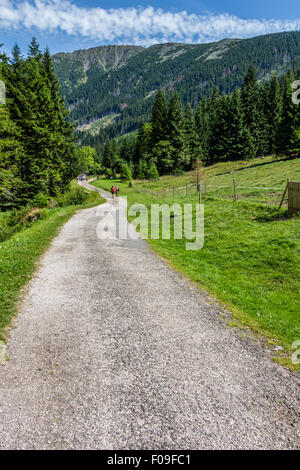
(279, 178, 290, 209)
(233, 179, 237, 201)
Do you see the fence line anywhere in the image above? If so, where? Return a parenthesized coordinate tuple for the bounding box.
(132, 180, 287, 204)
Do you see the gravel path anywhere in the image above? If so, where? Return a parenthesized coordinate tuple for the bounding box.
(0, 183, 299, 449)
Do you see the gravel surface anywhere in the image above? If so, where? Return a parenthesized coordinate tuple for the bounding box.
(0, 183, 299, 449)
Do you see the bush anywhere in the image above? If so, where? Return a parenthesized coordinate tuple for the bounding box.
(7, 207, 27, 227)
(56, 187, 89, 207)
(0, 225, 11, 242)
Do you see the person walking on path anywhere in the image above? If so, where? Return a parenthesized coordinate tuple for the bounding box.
(111, 185, 116, 199)
(116, 187, 119, 197)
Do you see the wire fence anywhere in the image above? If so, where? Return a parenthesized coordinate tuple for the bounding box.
(133, 179, 288, 207)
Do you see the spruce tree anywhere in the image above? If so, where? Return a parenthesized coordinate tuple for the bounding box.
(147, 161, 159, 181)
(184, 103, 202, 169)
(195, 98, 210, 164)
(0, 94, 23, 204)
(209, 95, 229, 163)
(167, 92, 186, 172)
(226, 89, 255, 160)
(135, 159, 148, 179)
(150, 89, 168, 146)
(152, 140, 174, 174)
(241, 65, 260, 154)
(120, 163, 132, 181)
(102, 139, 115, 169)
(267, 75, 281, 154)
(276, 71, 298, 155)
(133, 122, 151, 164)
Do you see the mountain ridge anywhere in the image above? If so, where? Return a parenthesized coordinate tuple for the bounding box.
(52, 31, 300, 146)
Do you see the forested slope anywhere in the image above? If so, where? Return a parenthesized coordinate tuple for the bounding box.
(52, 31, 300, 145)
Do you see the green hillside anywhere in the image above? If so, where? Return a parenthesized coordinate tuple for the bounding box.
(53, 31, 300, 144)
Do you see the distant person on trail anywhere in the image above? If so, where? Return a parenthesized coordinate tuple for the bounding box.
(111, 185, 115, 199)
(116, 187, 119, 197)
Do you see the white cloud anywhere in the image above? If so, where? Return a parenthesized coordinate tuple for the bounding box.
(0, 0, 300, 45)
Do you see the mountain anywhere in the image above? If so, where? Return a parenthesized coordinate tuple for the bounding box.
(52, 31, 300, 146)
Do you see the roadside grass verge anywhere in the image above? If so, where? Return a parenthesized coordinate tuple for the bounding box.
(93, 165, 300, 367)
(0, 188, 104, 339)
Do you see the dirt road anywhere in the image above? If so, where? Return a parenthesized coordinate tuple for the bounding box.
(0, 183, 299, 449)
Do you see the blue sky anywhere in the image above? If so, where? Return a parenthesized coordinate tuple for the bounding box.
(0, 0, 300, 55)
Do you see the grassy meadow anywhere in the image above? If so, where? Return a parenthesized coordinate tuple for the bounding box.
(93, 155, 300, 364)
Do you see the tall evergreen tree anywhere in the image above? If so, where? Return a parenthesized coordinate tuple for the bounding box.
(226, 89, 255, 160)
(0, 84, 23, 204)
(167, 92, 186, 172)
(150, 89, 168, 146)
(102, 139, 115, 169)
(241, 65, 260, 154)
(133, 122, 152, 164)
(184, 103, 202, 169)
(276, 71, 298, 155)
(267, 75, 281, 154)
(209, 95, 230, 163)
(195, 98, 210, 164)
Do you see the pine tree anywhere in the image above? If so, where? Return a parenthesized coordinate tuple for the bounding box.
(147, 161, 159, 181)
(184, 103, 202, 169)
(276, 71, 298, 155)
(267, 75, 281, 154)
(257, 81, 272, 156)
(286, 70, 300, 157)
(120, 163, 132, 181)
(42, 47, 76, 193)
(195, 98, 210, 164)
(28, 37, 42, 61)
(152, 140, 174, 174)
(135, 159, 148, 179)
(241, 65, 260, 154)
(209, 95, 229, 163)
(133, 122, 152, 164)
(167, 92, 186, 172)
(226, 89, 256, 160)
(150, 89, 168, 146)
(0, 99, 23, 204)
(102, 139, 115, 169)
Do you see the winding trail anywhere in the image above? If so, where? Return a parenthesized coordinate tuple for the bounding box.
(0, 182, 299, 449)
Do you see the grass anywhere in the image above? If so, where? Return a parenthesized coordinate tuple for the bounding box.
(108, 154, 299, 205)
(93, 156, 300, 366)
(0, 187, 104, 339)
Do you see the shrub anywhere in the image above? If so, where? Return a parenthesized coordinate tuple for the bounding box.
(56, 187, 89, 207)
(0, 225, 11, 242)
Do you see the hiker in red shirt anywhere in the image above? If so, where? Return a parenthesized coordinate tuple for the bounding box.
(111, 185, 115, 199)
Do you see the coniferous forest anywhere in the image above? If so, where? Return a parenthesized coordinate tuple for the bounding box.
(0, 39, 79, 207)
(98, 66, 300, 179)
(1, 36, 300, 199)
